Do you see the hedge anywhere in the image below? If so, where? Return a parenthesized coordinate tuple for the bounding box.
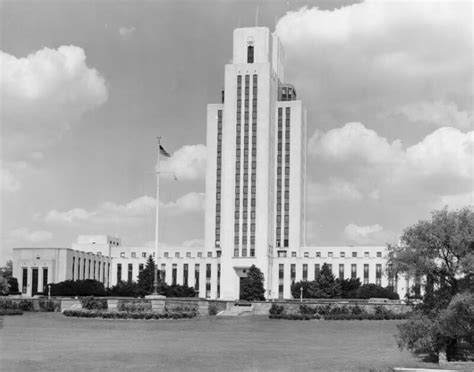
(0, 309, 23, 315)
(62, 309, 197, 319)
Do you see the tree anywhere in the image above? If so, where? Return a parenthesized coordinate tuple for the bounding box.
(138, 255, 158, 295)
(388, 207, 473, 310)
(240, 265, 265, 301)
(389, 207, 474, 361)
(291, 263, 341, 298)
(356, 284, 399, 300)
(337, 278, 361, 298)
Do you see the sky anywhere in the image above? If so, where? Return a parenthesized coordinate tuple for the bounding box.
(1, 0, 473, 262)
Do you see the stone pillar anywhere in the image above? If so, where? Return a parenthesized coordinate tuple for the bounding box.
(151, 299, 166, 314)
(198, 299, 209, 316)
(107, 299, 118, 312)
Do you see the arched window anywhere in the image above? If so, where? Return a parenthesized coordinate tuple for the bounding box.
(247, 45, 254, 63)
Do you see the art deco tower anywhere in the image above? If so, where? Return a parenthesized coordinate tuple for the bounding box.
(205, 27, 307, 300)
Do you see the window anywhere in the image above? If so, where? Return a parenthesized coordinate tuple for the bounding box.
(278, 264, 284, 299)
(175, 252, 180, 258)
(142, 252, 147, 258)
(172, 264, 177, 285)
(290, 264, 296, 283)
(186, 252, 191, 258)
(328, 252, 333, 258)
(206, 264, 212, 298)
(72, 257, 75, 280)
(197, 252, 202, 258)
(234, 248, 239, 257)
(207, 252, 212, 258)
(278, 251, 287, 258)
(164, 252, 169, 258)
(339, 264, 344, 280)
(303, 264, 308, 281)
(364, 252, 369, 258)
(340, 252, 345, 258)
(117, 264, 122, 283)
(139, 264, 144, 274)
(291, 252, 297, 258)
(161, 264, 166, 282)
(377, 252, 382, 258)
(22, 268, 27, 293)
(131, 252, 136, 258)
(316, 252, 321, 258)
(304, 252, 309, 258)
(120, 252, 125, 258)
(128, 263, 133, 282)
(352, 252, 357, 258)
(183, 264, 189, 287)
(42, 268, 48, 292)
(364, 264, 369, 285)
(314, 264, 320, 278)
(351, 264, 357, 279)
(194, 264, 200, 291)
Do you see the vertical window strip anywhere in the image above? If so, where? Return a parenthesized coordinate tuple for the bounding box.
(284, 107, 291, 245)
(215, 109, 223, 247)
(250, 74, 257, 257)
(242, 74, 250, 257)
(234, 75, 242, 255)
(276, 107, 283, 247)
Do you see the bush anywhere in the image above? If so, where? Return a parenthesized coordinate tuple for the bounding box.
(81, 296, 108, 310)
(356, 284, 399, 300)
(49, 279, 106, 297)
(0, 299, 17, 310)
(0, 309, 23, 315)
(39, 300, 60, 312)
(18, 300, 34, 311)
(117, 300, 151, 312)
(351, 305, 364, 315)
(269, 303, 284, 315)
(62, 309, 197, 320)
(106, 281, 144, 297)
(269, 313, 321, 320)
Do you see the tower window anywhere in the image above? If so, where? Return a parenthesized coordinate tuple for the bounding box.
(247, 45, 254, 63)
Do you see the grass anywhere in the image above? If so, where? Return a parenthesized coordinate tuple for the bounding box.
(0, 313, 438, 371)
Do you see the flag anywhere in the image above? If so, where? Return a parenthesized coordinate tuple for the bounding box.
(159, 144, 171, 157)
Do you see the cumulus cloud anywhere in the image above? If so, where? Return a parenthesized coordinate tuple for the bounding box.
(388, 101, 473, 130)
(308, 123, 473, 205)
(276, 1, 472, 126)
(0, 45, 108, 159)
(44, 193, 204, 225)
(9, 228, 52, 244)
(344, 223, 395, 245)
(160, 144, 207, 180)
(118, 26, 136, 36)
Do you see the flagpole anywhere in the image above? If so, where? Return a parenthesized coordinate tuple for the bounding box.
(152, 136, 161, 295)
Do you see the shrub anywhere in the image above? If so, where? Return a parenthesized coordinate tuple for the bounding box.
(39, 300, 60, 312)
(81, 297, 108, 310)
(351, 305, 364, 315)
(18, 300, 34, 311)
(117, 300, 151, 312)
(49, 279, 106, 297)
(269, 303, 284, 315)
(269, 313, 321, 320)
(0, 309, 23, 315)
(356, 284, 399, 300)
(209, 304, 218, 316)
(62, 309, 197, 320)
(0, 299, 17, 310)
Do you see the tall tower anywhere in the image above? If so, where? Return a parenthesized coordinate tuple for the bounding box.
(205, 27, 306, 300)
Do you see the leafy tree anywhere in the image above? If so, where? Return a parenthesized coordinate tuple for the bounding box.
(107, 281, 143, 297)
(240, 265, 265, 301)
(8, 277, 19, 294)
(388, 207, 473, 310)
(389, 207, 474, 361)
(49, 279, 106, 296)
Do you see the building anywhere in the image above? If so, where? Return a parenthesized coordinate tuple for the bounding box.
(12, 27, 417, 300)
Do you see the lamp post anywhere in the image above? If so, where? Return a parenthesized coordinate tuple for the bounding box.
(300, 286, 303, 303)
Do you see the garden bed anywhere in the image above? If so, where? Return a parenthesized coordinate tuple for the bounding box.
(62, 309, 197, 319)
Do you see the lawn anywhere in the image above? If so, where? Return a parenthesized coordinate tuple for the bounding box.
(0, 313, 438, 371)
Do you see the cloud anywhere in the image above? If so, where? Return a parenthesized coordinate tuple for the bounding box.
(118, 26, 136, 36)
(9, 228, 52, 244)
(388, 101, 473, 130)
(0, 45, 108, 159)
(276, 1, 472, 126)
(309, 123, 473, 202)
(0, 166, 21, 192)
(307, 179, 363, 205)
(160, 144, 207, 180)
(44, 193, 204, 225)
(344, 223, 395, 245)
